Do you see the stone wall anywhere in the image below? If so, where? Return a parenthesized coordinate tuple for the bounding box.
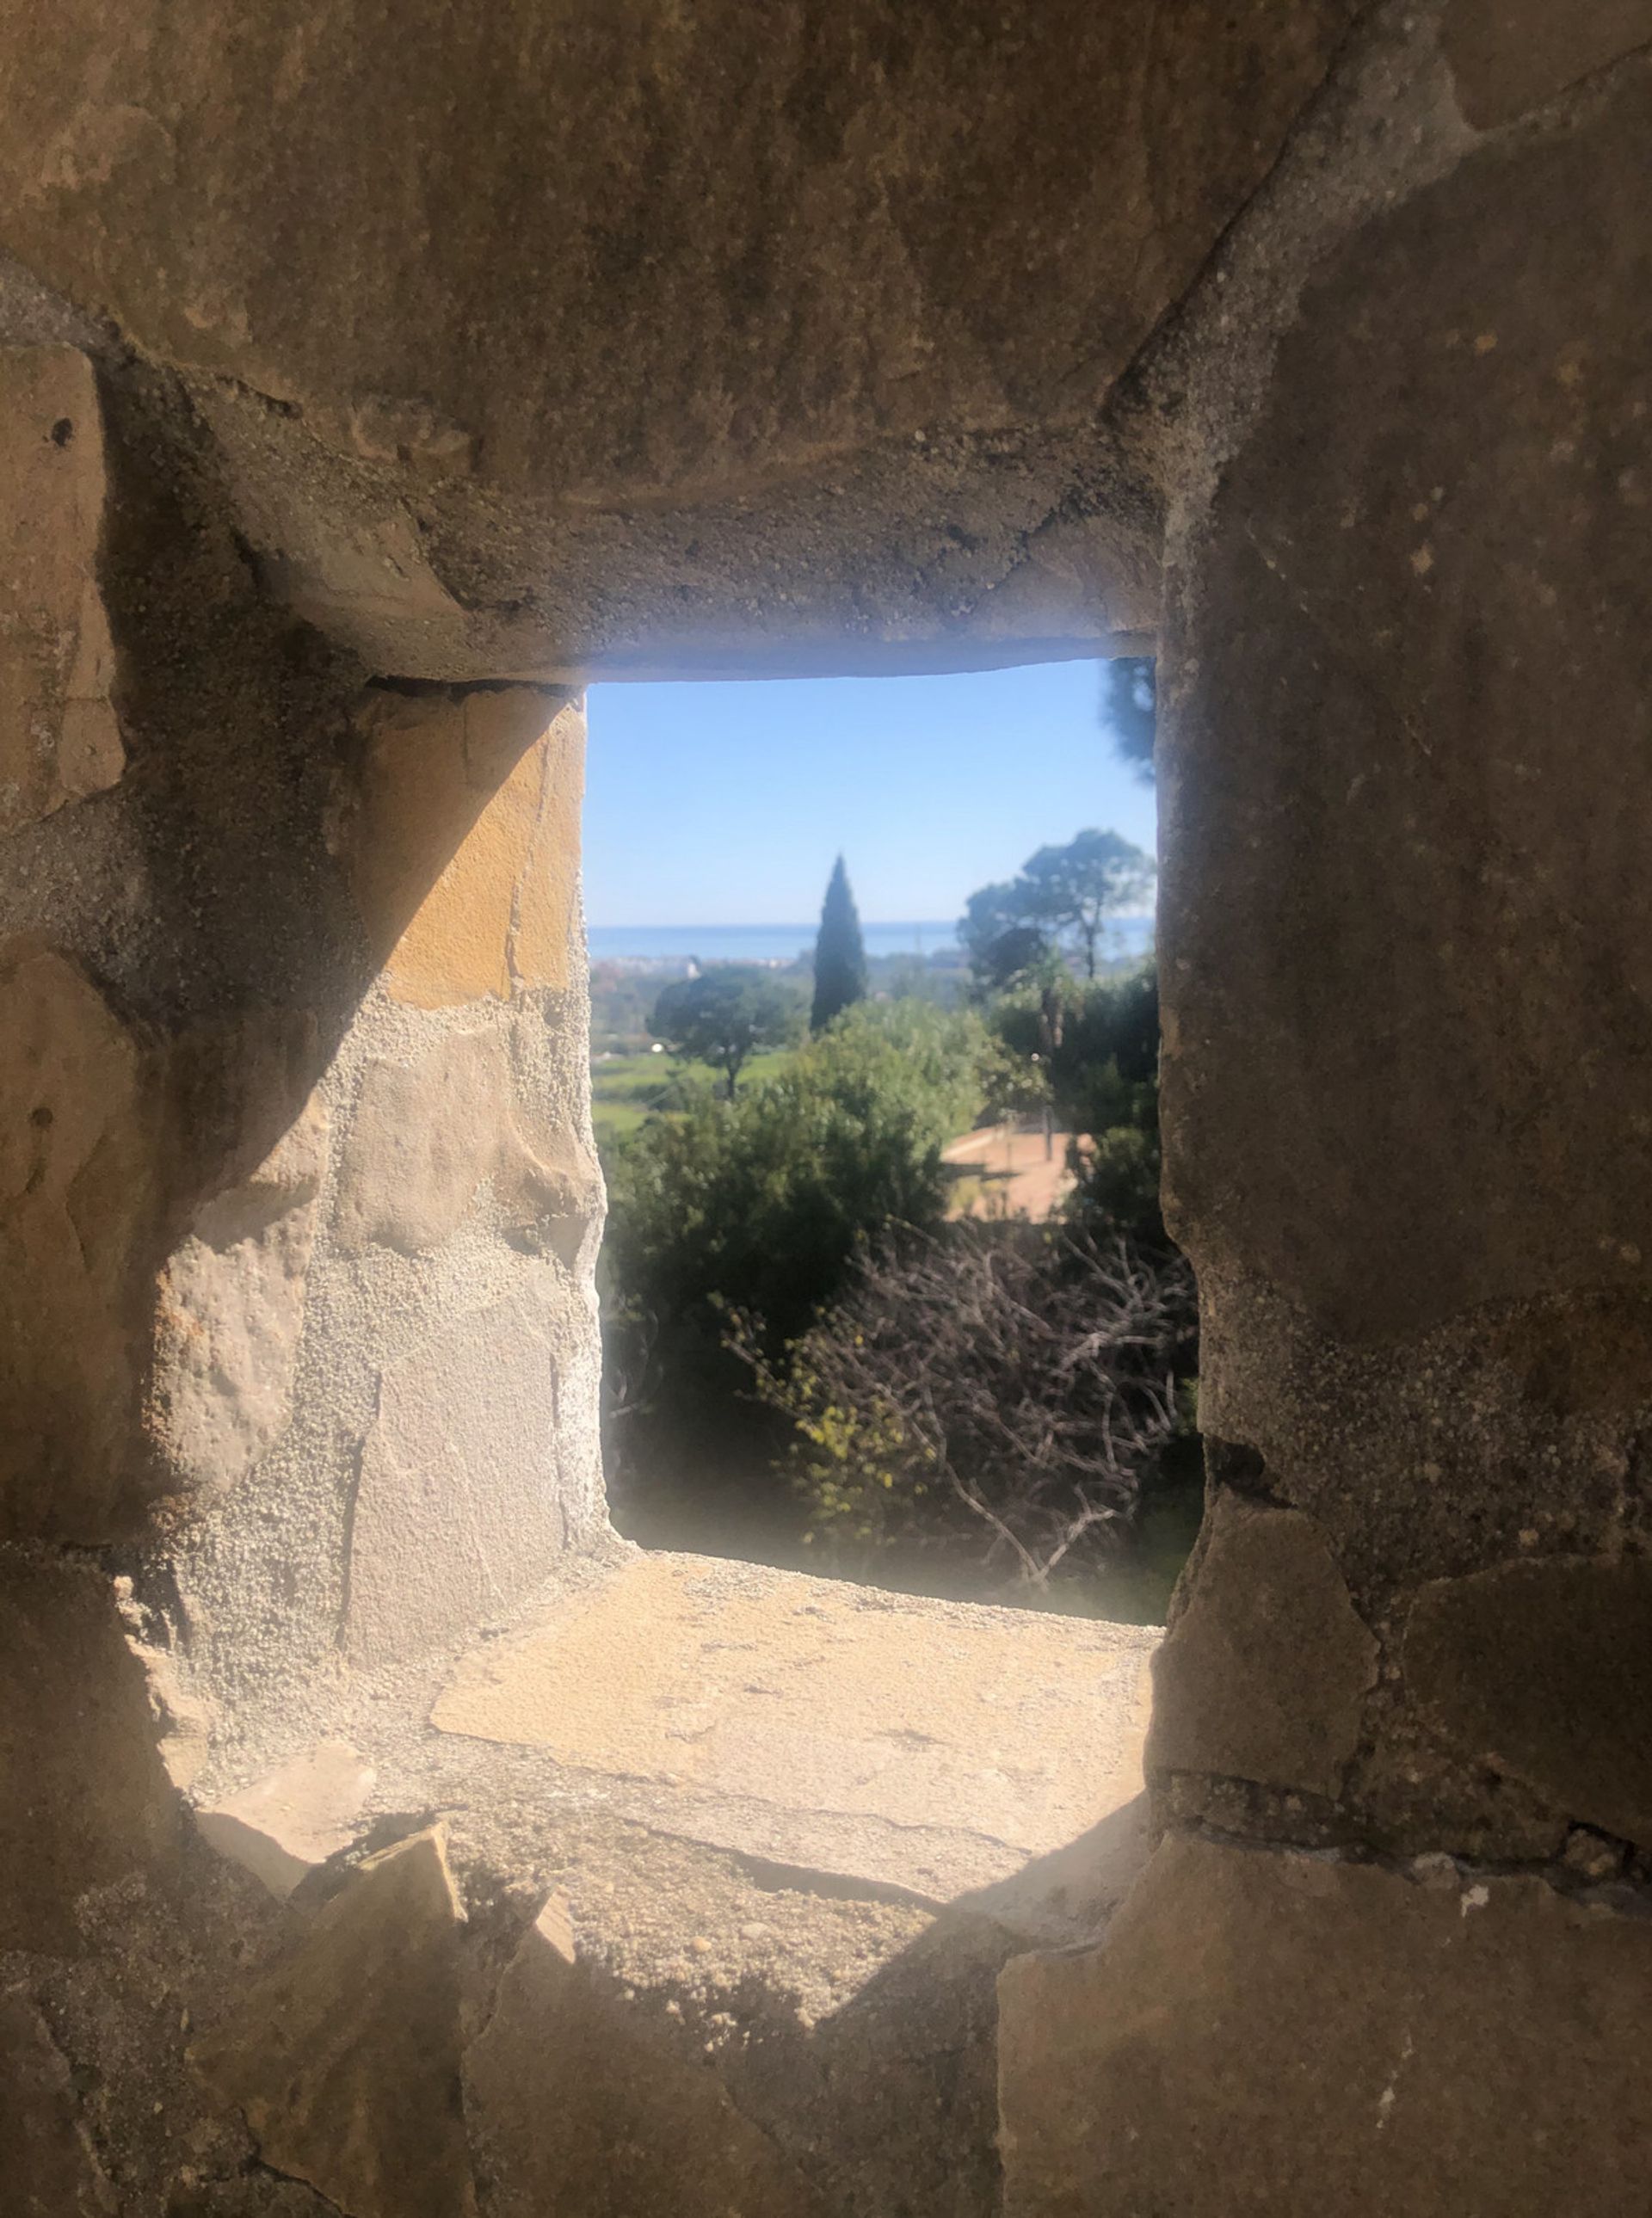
(1001, 9, 1652, 2211)
(0, 323, 604, 1740)
(3, 0, 1652, 2210)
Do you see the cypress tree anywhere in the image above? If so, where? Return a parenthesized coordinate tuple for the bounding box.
(811, 854, 869, 1032)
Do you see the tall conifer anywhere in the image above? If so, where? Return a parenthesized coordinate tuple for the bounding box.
(811, 855, 869, 1032)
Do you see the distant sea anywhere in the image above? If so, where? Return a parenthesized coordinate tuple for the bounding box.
(587, 916, 1155, 964)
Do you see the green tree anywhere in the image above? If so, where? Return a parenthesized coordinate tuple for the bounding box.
(648, 966, 803, 1097)
(992, 962, 1167, 1245)
(607, 1001, 990, 1352)
(1101, 656, 1156, 781)
(959, 828, 1153, 984)
(1022, 829, 1154, 979)
(811, 855, 869, 1032)
(959, 889, 1041, 985)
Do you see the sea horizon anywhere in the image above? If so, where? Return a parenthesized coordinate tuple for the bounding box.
(587, 916, 1155, 964)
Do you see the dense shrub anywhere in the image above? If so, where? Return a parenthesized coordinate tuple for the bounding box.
(989, 962, 1167, 1244)
(730, 1225, 1196, 1590)
(605, 999, 991, 1355)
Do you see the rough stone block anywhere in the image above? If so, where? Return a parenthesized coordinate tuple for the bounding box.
(0, 346, 124, 835)
(434, 1552, 1156, 1901)
(1146, 1495, 1377, 1799)
(1404, 1553, 1652, 1845)
(335, 1032, 506, 1253)
(345, 1291, 571, 1666)
(492, 1114, 603, 1269)
(504, 700, 583, 994)
(0, 1556, 178, 1952)
(334, 1028, 599, 1259)
(465, 1895, 827, 2218)
(149, 1098, 328, 1496)
(1443, 0, 1652, 128)
(0, 939, 160, 1539)
(0, 1987, 119, 2215)
(1159, 66, 1652, 1340)
(195, 1741, 376, 1899)
(0, 3, 1355, 534)
(341, 688, 582, 1007)
(134, 1639, 216, 1792)
(194, 1828, 474, 2218)
(998, 1831, 1652, 2217)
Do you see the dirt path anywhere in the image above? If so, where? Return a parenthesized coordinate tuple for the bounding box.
(942, 1122, 1080, 1221)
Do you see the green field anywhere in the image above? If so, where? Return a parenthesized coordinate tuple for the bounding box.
(591, 1048, 795, 1149)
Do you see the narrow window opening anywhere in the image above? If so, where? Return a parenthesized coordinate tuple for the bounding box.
(583, 656, 1199, 1623)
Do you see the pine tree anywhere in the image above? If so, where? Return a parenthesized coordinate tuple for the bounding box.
(1101, 657, 1156, 781)
(811, 855, 869, 1032)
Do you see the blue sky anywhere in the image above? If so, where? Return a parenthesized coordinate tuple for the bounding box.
(583, 660, 1156, 927)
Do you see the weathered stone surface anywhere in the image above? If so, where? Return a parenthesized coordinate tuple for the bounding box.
(134, 1639, 216, 1792)
(0, 3, 1353, 539)
(0, 1987, 119, 2215)
(1193, 1268, 1652, 1604)
(1404, 1553, 1652, 1845)
(1443, 0, 1652, 128)
(492, 1114, 603, 1270)
(434, 1552, 1155, 1900)
(1160, 65, 1652, 1341)
(0, 939, 160, 1539)
(0, 1555, 178, 1951)
(998, 1831, 1652, 2218)
(335, 1032, 505, 1252)
(168, 2181, 344, 2218)
(0, 346, 123, 835)
(505, 703, 583, 993)
(196, 1741, 376, 1899)
(335, 1029, 599, 1259)
(340, 687, 582, 1007)
(149, 1098, 328, 1495)
(194, 1828, 474, 2218)
(466, 1897, 826, 2218)
(1147, 1496, 1377, 1799)
(346, 1293, 571, 1666)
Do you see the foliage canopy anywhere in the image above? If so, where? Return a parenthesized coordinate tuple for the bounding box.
(990, 962, 1166, 1245)
(811, 855, 869, 1032)
(960, 826, 1153, 983)
(607, 998, 992, 1352)
(648, 965, 804, 1096)
(732, 1227, 1195, 1588)
(1101, 656, 1157, 781)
